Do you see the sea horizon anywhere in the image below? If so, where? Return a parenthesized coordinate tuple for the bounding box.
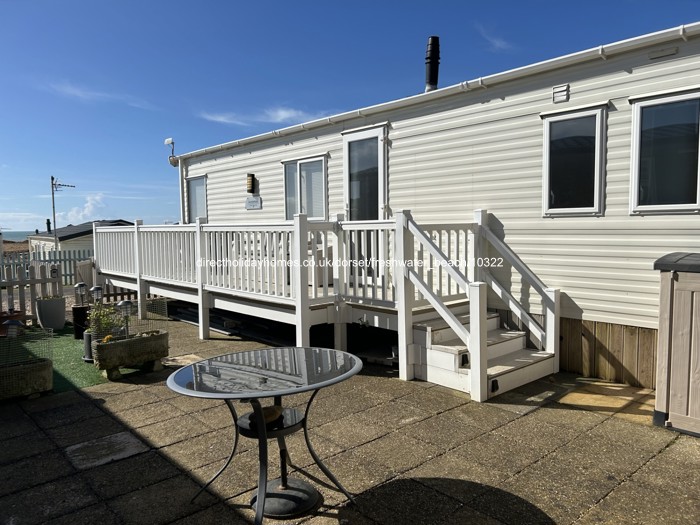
(1, 231, 33, 242)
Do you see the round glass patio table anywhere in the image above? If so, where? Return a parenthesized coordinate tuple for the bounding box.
(167, 347, 363, 525)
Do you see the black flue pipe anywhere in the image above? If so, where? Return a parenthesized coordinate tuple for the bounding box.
(425, 36, 440, 92)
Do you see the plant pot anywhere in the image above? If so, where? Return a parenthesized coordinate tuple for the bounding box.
(93, 330, 169, 380)
(36, 298, 66, 330)
(0, 358, 53, 400)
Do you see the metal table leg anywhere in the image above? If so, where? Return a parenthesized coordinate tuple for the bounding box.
(249, 398, 319, 522)
(191, 399, 239, 503)
(303, 389, 355, 502)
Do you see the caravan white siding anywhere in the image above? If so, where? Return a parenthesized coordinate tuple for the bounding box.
(183, 35, 700, 329)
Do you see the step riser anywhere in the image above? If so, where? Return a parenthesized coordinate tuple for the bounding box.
(487, 356, 556, 399)
(431, 316, 500, 344)
(486, 335, 526, 358)
(424, 364, 471, 393)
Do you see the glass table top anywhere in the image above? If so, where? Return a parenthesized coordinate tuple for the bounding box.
(167, 347, 363, 399)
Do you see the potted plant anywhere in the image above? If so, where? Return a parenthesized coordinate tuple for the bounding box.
(35, 296, 66, 330)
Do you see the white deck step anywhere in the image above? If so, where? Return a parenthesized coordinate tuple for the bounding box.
(432, 329, 526, 357)
(487, 349, 554, 378)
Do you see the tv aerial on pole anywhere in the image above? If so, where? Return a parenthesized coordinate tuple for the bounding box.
(51, 176, 75, 250)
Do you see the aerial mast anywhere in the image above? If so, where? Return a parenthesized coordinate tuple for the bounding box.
(50, 176, 75, 250)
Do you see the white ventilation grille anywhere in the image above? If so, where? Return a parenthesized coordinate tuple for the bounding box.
(553, 84, 570, 103)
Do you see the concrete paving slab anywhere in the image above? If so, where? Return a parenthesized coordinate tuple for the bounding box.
(114, 398, 187, 428)
(92, 388, 162, 414)
(31, 400, 105, 430)
(64, 431, 149, 470)
(44, 413, 127, 448)
(0, 449, 75, 497)
(190, 448, 260, 500)
(493, 416, 580, 455)
(191, 403, 236, 430)
(43, 503, 122, 525)
(557, 390, 632, 415)
(313, 411, 390, 449)
(0, 410, 39, 440)
(468, 486, 558, 525)
(166, 392, 224, 413)
(449, 400, 520, 431)
(402, 452, 511, 504)
(520, 403, 606, 432)
(135, 412, 215, 448)
(396, 385, 470, 414)
(0, 430, 56, 464)
(437, 503, 506, 525)
(585, 416, 677, 453)
(353, 478, 463, 525)
(317, 447, 395, 495)
(160, 428, 235, 470)
(450, 432, 549, 476)
(81, 381, 142, 396)
(496, 453, 620, 524)
(353, 399, 434, 431)
(82, 450, 181, 499)
(19, 390, 84, 413)
(576, 478, 700, 525)
(106, 474, 218, 524)
(613, 399, 655, 426)
(545, 433, 663, 480)
(0, 475, 98, 525)
(402, 409, 486, 451)
(168, 502, 250, 525)
(351, 430, 441, 474)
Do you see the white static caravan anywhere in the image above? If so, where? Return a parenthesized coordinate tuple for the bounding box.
(95, 23, 700, 398)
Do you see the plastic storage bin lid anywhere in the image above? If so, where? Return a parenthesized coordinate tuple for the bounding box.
(654, 252, 700, 273)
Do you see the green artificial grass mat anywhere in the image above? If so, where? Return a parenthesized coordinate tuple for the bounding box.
(50, 327, 108, 392)
(50, 326, 151, 393)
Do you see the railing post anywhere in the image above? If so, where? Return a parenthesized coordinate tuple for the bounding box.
(133, 220, 148, 319)
(332, 214, 347, 351)
(195, 217, 210, 340)
(469, 281, 488, 402)
(545, 287, 560, 371)
(395, 210, 415, 381)
(293, 214, 310, 347)
(471, 209, 488, 284)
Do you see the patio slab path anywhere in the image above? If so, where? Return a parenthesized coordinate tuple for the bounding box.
(1, 318, 698, 524)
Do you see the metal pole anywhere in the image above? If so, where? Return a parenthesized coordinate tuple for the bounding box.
(51, 176, 58, 250)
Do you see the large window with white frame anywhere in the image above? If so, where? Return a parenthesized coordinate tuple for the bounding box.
(631, 93, 700, 213)
(284, 156, 326, 220)
(542, 108, 605, 216)
(186, 176, 207, 223)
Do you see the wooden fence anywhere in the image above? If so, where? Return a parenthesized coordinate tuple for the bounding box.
(1, 249, 93, 285)
(0, 264, 63, 322)
(74, 258, 137, 303)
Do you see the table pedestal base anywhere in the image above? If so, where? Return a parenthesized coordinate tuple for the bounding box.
(251, 478, 320, 518)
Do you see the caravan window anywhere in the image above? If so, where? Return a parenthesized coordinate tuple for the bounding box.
(542, 108, 605, 216)
(186, 176, 207, 223)
(631, 93, 700, 213)
(284, 157, 326, 221)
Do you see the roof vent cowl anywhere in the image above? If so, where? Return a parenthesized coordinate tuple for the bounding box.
(425, 36, 440, 92)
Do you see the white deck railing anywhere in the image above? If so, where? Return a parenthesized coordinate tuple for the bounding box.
(94, 210, 559, 396)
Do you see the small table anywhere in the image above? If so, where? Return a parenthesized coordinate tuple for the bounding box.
(167, 347, 363, 524)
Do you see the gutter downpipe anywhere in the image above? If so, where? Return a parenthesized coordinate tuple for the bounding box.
(177, 159, 186, 224)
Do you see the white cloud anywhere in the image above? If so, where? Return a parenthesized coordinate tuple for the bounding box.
(57, 193, 106, 224)
(48, 81, 157, 110)
(198, 111, 248, 125)
(476, 24, 513, 52)
(199, 106, 327, 126)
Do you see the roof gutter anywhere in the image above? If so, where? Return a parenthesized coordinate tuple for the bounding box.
(177, 22, 700, 162)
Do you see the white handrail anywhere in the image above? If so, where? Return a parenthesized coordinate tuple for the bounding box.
(407, 218, 470, 292)
(480, 225, 554, 310)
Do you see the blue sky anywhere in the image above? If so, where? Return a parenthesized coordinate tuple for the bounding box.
(1, 1, 699, 231)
